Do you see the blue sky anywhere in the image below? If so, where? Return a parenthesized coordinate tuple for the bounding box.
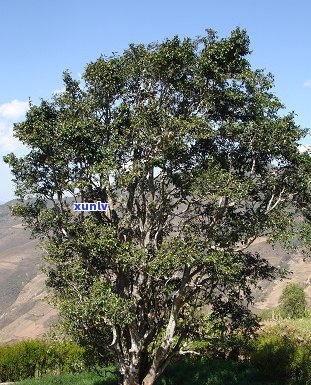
(1, 0, 311, 202)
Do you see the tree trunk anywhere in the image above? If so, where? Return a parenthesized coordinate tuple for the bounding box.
(123, 376, 140, 385)
(120, 360, 154, 385)
(121, 373, 156, 385)
(142, 373, 157, 385)
(119, 365, 158, 385)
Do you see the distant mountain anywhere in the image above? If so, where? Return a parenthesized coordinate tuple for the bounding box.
(0, 201, 57, 343)
(247, 237, 311, 310)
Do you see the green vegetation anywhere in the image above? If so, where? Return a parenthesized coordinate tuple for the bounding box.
(251, 323, 311, 384)
(157, 358, 265, 385)
(279, 283, 307, 319)
(277, 318, 311, 334)
(13, 359, 275, 385)
(6, 319, 311, 384)
(257, 308, 280, 321)
(15, 353, 311, 385)
(17, 369, 117, 385)
(0, 339, 86, 383)
(4, 27, 311, 385)
(257, 284, 309, 323)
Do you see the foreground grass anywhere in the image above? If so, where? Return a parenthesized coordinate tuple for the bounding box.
(156, 358, 276, 385)
(12, 320, 311, 385)
(17, 368, 117, 385)
(17, 359, 279, 385)
(275, 318, 311, 335)
(260, 313, 311, 335)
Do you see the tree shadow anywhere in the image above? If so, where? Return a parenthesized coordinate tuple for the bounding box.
(92, 369, 117, 385)
(155, 358, 271, 385)
(93, 380, 117, 385)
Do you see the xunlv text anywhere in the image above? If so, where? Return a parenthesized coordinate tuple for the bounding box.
(73, 201, 109, 211)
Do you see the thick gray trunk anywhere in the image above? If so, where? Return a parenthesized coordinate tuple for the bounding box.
(142, 371, 157, 385)
(122, 376, 156, 385)
(117, 268, 190, 385)
(121, 372, 156, 385)
(123, 376, 140, 385)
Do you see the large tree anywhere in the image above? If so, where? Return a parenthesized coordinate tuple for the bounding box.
(4, 28, 311, 385)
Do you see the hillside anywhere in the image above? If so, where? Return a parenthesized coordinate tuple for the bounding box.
(0, 201, 57, 343)
(0, 200, 310, 343)
(247, 237, 311, 310)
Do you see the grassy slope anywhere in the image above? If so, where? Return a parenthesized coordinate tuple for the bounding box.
(17, 371, 116, 385)
(263, 317, 311, 334)
(17, 359, 279, 385)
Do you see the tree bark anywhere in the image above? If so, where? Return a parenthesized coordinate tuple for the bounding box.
(123, 377, 140, 385)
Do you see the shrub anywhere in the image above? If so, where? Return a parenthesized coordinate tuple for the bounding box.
(156, 357, 263, 385)
(47, 340, 85, 374)
(0, 340, 49, 382)
(250, 331, 297, 381)
(0, 339, 86, 382)
(250, 324, 311, 384)
(279, 283, 307, 319)
(290, 344, 311, 385)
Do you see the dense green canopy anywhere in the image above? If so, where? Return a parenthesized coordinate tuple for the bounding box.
(4, 28, 311, 385)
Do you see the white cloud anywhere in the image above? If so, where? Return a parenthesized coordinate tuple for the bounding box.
(0, 134, 17, 152)
(298, 144, 311, 154)
(0, 125, 22, 152)
(303, 80, 311, 88)
(0, 120, 8, 133)
(0, 99, 29, 120)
